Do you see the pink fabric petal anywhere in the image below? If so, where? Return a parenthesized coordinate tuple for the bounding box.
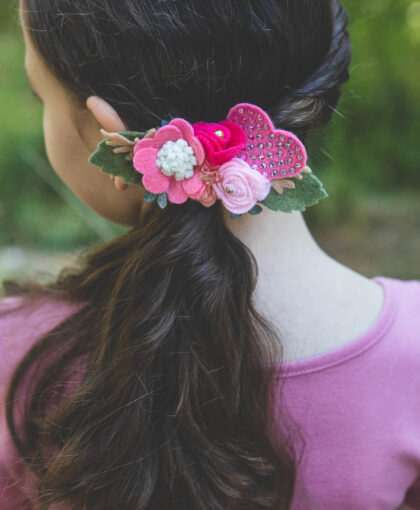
(170, 119, 195, 142)
(182, 170, 206, 197)
(195, 136, 219, 164)
(198, 186, 218, 207)
(133, 147, 158, 176)
(171, 119, 205, 165)
(189, 138, 206, 166)
(219, 120, 246, 148)
(166, 179, 189, 204)
(142, 167, 170, 195)
(133, 147, 170, 194)
(134, 125, 182, 153)
(209, 146, 244, 166)
(194, 122, 230, 150)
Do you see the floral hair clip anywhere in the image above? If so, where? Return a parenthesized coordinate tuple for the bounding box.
(89, 103, 328, 218)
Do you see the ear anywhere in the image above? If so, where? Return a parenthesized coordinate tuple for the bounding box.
(86, 96, 130, 191)
(86, 96, 129, 132)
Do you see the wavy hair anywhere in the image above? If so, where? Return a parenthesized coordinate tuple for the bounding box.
(5, 0, 351, 508)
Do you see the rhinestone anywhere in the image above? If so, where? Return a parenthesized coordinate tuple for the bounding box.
(256, 133, 263, 141)
(258, 154, 264, 160)
(248, 144, 255, 150)
(258, 143, 264, 150)
(267, 142, 273, 148)
(296, 163, 301, 168)
(241, 154, 248, 161)
(225, 186, 234, 194)
(279, 135, 285, 142)
(248, 124, 254, 130)
(290, 168, 295, 174)
(241, 116, 247, 123)
(270, 161, 276, 168)
(289, 150, 294, 156)
(271, 170, 278, 177)
(263, 123, 269, 130)
(238, 107, 245, 114)
(295, 146, 301, 151)
(288, 138, 294, 143)
(255, 124, 261, 130)
(269, 133, 275, 140)
(281, 170, 287, 176)
(277, 151, 283, 157)
(251, 164, 258, 170)
(286, 158, 292, 164)
(261, 163, 267, 170)
(279, 160, 285, 165)
(248, 108, 255, 115)
(248, 134, 255, 140)
(297, 154, 303, 160)
(257, 114, 263, 121)
(267, 152, 273, 159)
(250, 154, 256, 160)
(285, 143, 291, 148)
(249, 117, 255, 123)
(276, 142, 284, 148)
(214, 130, 224, 138)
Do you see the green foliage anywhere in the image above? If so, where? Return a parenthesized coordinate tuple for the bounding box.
(262, 172, 328, 213)
(0, 0, 419, 251)
(88, 132, 145, 186)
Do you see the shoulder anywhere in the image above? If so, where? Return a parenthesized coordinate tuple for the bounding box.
(375, 276, 420, 326)
(0, 295, 81, 387)
(373, 276, 420, 377)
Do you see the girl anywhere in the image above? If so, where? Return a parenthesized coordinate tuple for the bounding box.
(0, 0, 418, 509)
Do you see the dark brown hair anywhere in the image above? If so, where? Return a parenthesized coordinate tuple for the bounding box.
(4, 1, 351, 508)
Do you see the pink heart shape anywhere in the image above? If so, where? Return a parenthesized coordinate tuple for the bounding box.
(226, 103, 307, 180)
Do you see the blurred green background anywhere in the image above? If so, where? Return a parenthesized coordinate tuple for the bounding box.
(0, 0, 419, 289)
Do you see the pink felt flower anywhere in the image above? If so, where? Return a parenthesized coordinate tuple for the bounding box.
(213, 158, 271, 214)
(133, 119, 206, 204)
(193, 121, 247, 167)
(195, 185, 218, 208)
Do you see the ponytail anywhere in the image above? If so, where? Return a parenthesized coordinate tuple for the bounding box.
(6, 201, 297, 509)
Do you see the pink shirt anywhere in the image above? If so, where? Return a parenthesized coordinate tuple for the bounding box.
(1, 276, 419, 509)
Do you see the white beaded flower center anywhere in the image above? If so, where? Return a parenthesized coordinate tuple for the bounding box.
(156, 139, 198, 181)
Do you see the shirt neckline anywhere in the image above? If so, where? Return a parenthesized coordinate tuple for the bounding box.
(268, 276, 397, 378)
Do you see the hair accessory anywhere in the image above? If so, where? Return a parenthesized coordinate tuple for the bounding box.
(89, 103, 328, 218)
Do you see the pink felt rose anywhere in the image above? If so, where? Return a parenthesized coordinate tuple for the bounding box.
(193, 121, 247, 167)
(195, 185, 218, 208)
(213, 158, 271, 214)
(133, 119, 206, 204)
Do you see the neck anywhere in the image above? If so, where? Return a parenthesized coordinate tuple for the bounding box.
(223, 207, 382, 361)
(223, 207, 328, 298)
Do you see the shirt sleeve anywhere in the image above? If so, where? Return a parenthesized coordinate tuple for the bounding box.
(0, 295, 81, 509)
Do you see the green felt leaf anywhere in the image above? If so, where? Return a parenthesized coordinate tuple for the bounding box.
(261, 171, 328, 213)
(144, 191, 157, 203)
(229, 212, 242, 220)
(248, 205, 263, 215)
(157, 192, 168, 209)
(88, 131, 145, 186)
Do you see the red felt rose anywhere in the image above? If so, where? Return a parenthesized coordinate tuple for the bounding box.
(192, 121, 247, 166)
